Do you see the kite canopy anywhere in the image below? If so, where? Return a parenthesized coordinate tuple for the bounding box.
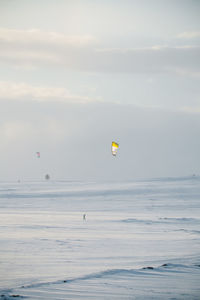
(111, 141, 119, 156)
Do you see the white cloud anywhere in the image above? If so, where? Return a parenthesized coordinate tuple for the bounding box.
(0, 28, 199, 75)
(0, 28, 97, 68)
(0, 81, 94, 103)
(0, 28, 97, 46)
(93, 45, 200, 75)
(181, 106, 200, 114)
(177, 31, 200, 39)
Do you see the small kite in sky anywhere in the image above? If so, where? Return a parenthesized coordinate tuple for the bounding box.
(111, 141, 119, 156)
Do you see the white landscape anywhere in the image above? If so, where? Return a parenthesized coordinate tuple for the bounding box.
(0, 176, 200, 299)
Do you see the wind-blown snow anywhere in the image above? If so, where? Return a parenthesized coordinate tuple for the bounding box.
(0, 176, 200, 299)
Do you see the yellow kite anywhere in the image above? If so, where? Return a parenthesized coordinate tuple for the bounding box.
(111, 141, 119, 156)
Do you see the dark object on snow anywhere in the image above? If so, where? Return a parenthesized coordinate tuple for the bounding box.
(45, 174, 50, 180)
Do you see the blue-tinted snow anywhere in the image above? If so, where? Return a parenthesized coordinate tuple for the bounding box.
(0, 176, 200, 299)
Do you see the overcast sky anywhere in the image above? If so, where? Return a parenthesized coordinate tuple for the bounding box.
(0, 0, 200, 181)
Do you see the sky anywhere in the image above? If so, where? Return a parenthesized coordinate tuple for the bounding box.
(0, 0, 200, 181)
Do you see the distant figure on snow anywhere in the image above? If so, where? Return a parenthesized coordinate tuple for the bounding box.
(45, 174, 50, 180)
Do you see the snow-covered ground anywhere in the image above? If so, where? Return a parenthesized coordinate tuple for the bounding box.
(0, 177, 200, 299)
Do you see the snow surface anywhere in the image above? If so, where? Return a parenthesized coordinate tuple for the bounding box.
(0, 177, 200, 299)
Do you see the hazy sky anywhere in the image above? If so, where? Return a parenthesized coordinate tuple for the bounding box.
(0, 0, 200, 180)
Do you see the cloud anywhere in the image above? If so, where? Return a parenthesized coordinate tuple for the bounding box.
(94, 45, 200, 75)
(177, 31, 200, 39)
(181, 106, 200, 114)
(0, 28, 199, 75)
(0, 28, 97, 46)
(0, 27, 98, 68)
(0, 81, 94, 103)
